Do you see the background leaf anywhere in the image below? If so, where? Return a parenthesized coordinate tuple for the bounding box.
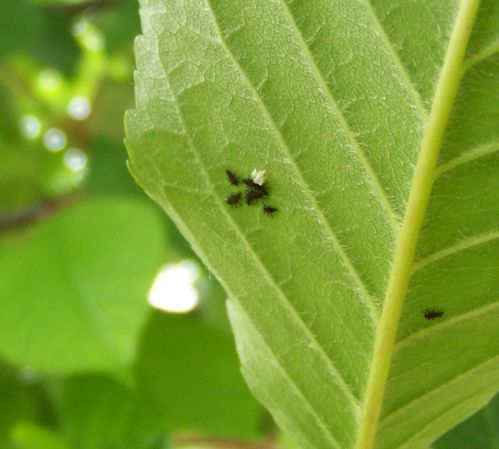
(0, 198, 164, 376)
(60, 374, 163, 449)
(433, 393, 499, 449)
(0, 363, 37, 449)
(11, 423, 73, 449)
(126, 1, 499, 449)
(137, 312, 263, 439)
(1, 0, 263, 445)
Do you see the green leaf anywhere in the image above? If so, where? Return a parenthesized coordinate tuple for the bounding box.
(10, 423, 72, 449)
(0, 198, 164, 376)
(137, 312, 263, 438)
(433, 393, 499, 449)
(86, 137, 145, 198)
(125, 1, 499, 449)
(60, 374, 163, 449)
(0, 363, 37, 449)
(0, 1, 78, 75)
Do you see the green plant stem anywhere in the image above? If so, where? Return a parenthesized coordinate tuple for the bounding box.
(354, 1, 482, 448)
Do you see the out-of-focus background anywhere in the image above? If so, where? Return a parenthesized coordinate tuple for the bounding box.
(0, 1, 270, 448)
(3, 2, 495, 448)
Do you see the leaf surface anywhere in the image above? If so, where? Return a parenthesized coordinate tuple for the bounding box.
(0, 198, 164, 375)
(61, 374, 162, 449)
(125, 1, 499, 448)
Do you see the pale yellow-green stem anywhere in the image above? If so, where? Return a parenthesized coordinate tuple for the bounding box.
(354, 1, 482, 448)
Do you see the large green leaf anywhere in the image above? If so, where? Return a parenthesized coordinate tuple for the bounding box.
(10, 423, 73, 449)
(0, 198, 164, 376)
(125, 1, 499, 449)
(434, 393, 499, 449)
(60, 374, 163, 449)
(0, 363, 37, 449)
(137, 312, 263, 438)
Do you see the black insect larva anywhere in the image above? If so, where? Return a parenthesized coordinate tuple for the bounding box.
(422, 309, 444, 320)
(225, 169, 239, 186)
(246, 189, 266, 205)
(226, 192, 242, 206)
(263, 204, 278, 216)
(242, 178, 268, 195)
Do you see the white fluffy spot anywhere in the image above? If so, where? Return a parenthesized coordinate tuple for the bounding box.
(251, 169, 266, 186)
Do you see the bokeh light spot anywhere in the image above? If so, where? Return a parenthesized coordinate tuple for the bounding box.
(148, 261, 200, 313)
(64, 148, 88, 171)
(71, 19, 88, 37)
(68, 96, 91, 120)
(43, 129, 67, 152)
(19, 115, 41, 139)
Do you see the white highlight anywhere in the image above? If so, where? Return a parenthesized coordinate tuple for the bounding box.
(64, 148, 88, 171)
(19, 115, 41, 139)
(148, 261, 200, 313)
(68, 96, 91, 120)
(43, 129, 67, 152)
(251, 169, 266, 185)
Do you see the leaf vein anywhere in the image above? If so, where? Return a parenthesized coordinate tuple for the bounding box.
(413, 230, 499, 272)
(379, 354, 499, 429)
(205, 0, 380, 322)
(279, 0, 402, 230)
(362, 0, 429, 119)
(434, 142, 499, 178)
(463, 40, 499, 72)
(233, 302, 344, 449)
(395, 385, 499, 449)
(354, 2, 482, 447)
(395, 301, 499, 352)
(158, 57, 362, 411)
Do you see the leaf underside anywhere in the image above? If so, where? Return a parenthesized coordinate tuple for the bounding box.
(125, 1, 499, 449)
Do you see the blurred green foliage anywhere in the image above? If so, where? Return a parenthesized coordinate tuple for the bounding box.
(1, 2, 496, 449)
(0, 1, 264, 448)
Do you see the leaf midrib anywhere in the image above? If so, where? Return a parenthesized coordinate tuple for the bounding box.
(354, 2, 483, 449)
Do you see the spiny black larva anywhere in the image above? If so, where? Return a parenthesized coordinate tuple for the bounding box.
(422, 309, 444, 320)
(263, 204, 278, 216)
(225, 169, 239, 186)
(243, 178, 268, 195)
(226, 192, 242, 206)
(246, 189, 266, 205)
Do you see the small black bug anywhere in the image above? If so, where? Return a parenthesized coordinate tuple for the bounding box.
(243, 178, 268, 195)
(246, 189, 266, 205)
(263, 204, 278, 216)
(225, 169, 239, 186)
(226, 192, 242, 206)
(422, 309, 444, 320)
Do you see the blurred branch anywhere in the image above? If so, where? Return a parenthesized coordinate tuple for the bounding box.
(0, 191, 83, 232)
(0, 63, 37, 102)
(172, 436, 280, 449)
